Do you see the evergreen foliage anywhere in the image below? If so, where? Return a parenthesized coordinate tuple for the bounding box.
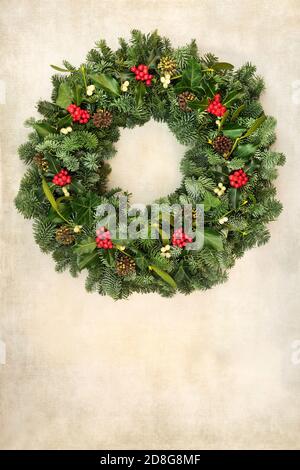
(15, 31, 285, 299)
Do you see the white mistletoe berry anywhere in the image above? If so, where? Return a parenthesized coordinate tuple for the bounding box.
(218, 216, 228, 225)
(160, 73, 171, 89)
(121, 80, 129, 92)
(86, 84, 95, 96)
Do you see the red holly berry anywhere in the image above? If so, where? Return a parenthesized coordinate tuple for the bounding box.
(52, 169, 72, 187)
(67, 104, 90, 124)
(229, 169, 249, 188)
(207, 94, 227, 117)
(171, 228, 193, 248)
(131, 64, 154, 85)
(95, 226, 113, 249)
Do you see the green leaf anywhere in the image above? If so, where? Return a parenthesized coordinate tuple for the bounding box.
(223, 90, 244, 107)
(204, 192, 221, 211)
(135, 255, 149, 271)
(149, 265, 177, 289)
(234, 143, 257, 159)
(223, 123, 246, 139)
(57, 114, 73, 128)
(90, 73, 120, 96)
(174, 59, 203, 93)
(188, 97, 209, 111)
(56, 82, 73, 108)
(78, 252, 98, 270)
(73, 83, 83, 106)
(74, 237, 96, 255)
(135, 81, 146, 106)
(242, 114, 266, 139)
(70, 192, 101, 225)
(50, 64, 70, 72)
(33, 122, 56, 137)
(211, 62, 234, 71)
(231, 104, 245, 121)
(204, 228, 223, 251)
(228, 187, 241, 209)
(200, 78, 217, 98)
(42, 178, 58, 211)
(174, 264, 191, 283)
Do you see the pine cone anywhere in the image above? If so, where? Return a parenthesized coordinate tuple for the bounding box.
(116, 253, 136, 276)
(55, 226, 75, 245)
(33, 153, 49, 172)
(93, 109, 113, 128)
(158, 56, 177, 76)
(177, 91, 196, 112)
(212, 135, 233, 157)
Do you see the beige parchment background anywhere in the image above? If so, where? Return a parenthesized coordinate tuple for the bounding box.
(0, 0, 300, 450)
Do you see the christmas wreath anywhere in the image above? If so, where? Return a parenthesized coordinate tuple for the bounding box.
(15, 31, 285, 299)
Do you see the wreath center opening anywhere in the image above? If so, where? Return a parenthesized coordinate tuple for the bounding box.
(108, 119, 186, 204)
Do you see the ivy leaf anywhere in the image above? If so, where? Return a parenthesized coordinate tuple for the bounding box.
(211, 62, 234, 71)
(34, 122, 56, 137)
(204, 192, 221, 211)
(241, 114, 266, 139)
(56, 82, 73, 108)
(70, 192, 101, 225)
(149, 265, 177, 289)
(135, 81, 146, 106)
(174, 264, 190, 283)
(204, 228, 223, 251)
(228, 187, 241, 209)
(78, 252, 98, 270)
(90, 73, 120, 96)
(74, 237, 96, 255)
(223, 123, 246, 139)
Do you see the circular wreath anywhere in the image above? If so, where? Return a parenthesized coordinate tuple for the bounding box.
(15, 31, 285, 300)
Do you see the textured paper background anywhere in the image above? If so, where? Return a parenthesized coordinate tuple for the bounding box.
(1, 0, 300, 450)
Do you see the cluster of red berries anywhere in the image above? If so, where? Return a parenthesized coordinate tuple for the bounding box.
(172, 228, 193, 248)
(67, 104, 90, 124)
(52, 169, 71, 187)
(95, 226, 113, 250)
(207, 94, 227, 117)
(130, 64, 153, 86)
(229, 169, 249, 188)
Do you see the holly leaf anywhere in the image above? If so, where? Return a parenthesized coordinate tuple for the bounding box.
(90, 73, 120, 96)
(228, 187, 241, 209)
(188, 97, 209, 111)
(73, 83, 83, 106)
(74, 237, 96, 255)
(223, 123, 246, 139)
(135, 81, 146, 106)
(56, 82, 73, 108)
(33, 122, 57, 137)
(223, 90, 244, 107)
(78, 252, 98, 270)
(57, 114, 73, 129)
(174, 59, 203, 93)
(149, 265, 177, 289)
(234, 143, 258, 160)
(204, 228, 223, 251)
